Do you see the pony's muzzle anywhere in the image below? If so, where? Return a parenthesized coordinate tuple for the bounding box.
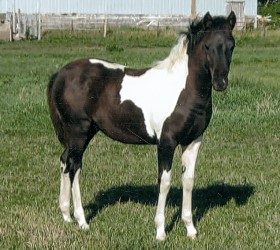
(212, 76, 228, 91)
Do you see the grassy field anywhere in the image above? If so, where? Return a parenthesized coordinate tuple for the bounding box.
(0, 28, 279, 249)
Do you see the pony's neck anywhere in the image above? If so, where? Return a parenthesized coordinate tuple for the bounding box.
(187, 48, 212, 97)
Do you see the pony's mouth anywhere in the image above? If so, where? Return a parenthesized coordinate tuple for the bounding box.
(212, 77, 228, 91)
(209, 67, 229, 91)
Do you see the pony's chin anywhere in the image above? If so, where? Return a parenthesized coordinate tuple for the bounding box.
(212, 78, 228, 91)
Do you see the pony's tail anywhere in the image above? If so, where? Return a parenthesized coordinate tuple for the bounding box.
(47, 72, 58, 107)
(47, 72, 66, 146)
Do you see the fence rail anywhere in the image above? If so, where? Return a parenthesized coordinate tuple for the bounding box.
(1, 12, 255, 41)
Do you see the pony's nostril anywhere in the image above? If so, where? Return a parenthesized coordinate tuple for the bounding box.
(222, 78, 228, 85)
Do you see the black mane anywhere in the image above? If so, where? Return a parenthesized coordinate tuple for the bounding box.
(184, 15, 230, 55)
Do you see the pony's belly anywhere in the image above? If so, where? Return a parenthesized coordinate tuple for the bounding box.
(101, 122, 157, 144)
(94, 103, 157, 144)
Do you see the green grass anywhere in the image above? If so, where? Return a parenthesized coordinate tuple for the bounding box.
(0, 28, 279, 249)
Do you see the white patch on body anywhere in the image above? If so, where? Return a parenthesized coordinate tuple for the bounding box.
(89, 58, 125, 71)
(120, 35, 188, 139)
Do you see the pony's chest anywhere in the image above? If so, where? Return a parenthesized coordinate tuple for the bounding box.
(120, 68, 187, 139)
(176, 101, 213, 144)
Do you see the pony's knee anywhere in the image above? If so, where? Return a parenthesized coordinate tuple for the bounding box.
(60, 201, 70, 214)
(65, 155, 82, 184)
(60, 147, 69, 164)
(182, 176, 194, 191)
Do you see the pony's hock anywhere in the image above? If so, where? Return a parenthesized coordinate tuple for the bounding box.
(47, 11, 236, 240)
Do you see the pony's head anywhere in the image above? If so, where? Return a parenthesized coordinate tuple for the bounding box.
(186, 11, 236, 91)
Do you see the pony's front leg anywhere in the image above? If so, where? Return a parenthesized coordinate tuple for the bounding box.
(181, 136, 202, 239)
(155, 170, 172, 241)
(155, 143, 175, 241)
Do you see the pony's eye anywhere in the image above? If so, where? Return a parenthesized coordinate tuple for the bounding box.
(205, 44, 209, 51)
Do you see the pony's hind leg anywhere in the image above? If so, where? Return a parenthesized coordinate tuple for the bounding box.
(61, 121, 98, 229)
(59, 148, 72, 223)
(72, 167, 89, 229)
(68, 127, 96, 229)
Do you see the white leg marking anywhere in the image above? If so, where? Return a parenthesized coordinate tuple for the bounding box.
(72, 169, 89, 230)
(155, 170, 172, 241)
(59, 162, 72, 223)
(181, 136, 202, 239)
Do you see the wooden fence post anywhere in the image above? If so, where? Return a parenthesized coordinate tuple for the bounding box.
(12, 13, 15, 34)
(191, 0, 196, 19)
(9, 14, 13, 42)
(156, 20, 160, 38)
(38, 13, 42, 40)
(17, 9, 22, 37)
(71, 20, 74, 32)
(103, 16, 107, 38)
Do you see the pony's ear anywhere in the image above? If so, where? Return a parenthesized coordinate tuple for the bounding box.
(227, 11, 236, 30)
(203, 12, 213, 30)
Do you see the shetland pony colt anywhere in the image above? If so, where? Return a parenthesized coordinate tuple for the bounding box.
(48, 11, 236, 241)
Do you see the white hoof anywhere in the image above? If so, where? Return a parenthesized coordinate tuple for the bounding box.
(187, 233, 197, 240)
(62, 215, 72, 223)
(187, 227, 197, 240)
(156, 231, 166, 241)
(80, 223, 89, 230)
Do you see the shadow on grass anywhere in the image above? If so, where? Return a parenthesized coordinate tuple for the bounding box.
(85, 182, 254, 233)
